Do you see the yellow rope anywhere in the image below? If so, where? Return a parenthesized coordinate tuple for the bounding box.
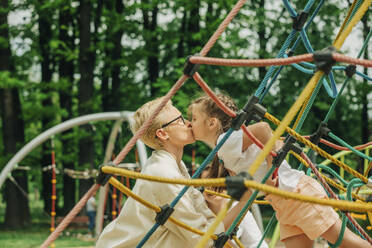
(356, 162, 372, 195)
(102, 166, 372, 212)
(289, 151, 365, 201)
(243, 179, 372, 212)
(103, 166, 226, 186)
(194, 199, 233, 248)
(364, 162, 372, 177)
(333, 0, 372, 49)
(248, 72, 323, 176)
(334, 0, 358, 42)
(265, 113, 368, 183)
(247, 0, 371, 180)
(204, 189, 270, 205)
(233, 235, 244, 248)
(108, 177, 227, 243)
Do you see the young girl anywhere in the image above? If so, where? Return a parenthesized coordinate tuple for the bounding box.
(188, 93, 371, 248)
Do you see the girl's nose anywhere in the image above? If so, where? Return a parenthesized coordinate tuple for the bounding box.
(186, 120, 192, 127)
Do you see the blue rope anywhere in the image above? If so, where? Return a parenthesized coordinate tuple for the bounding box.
(255, 29, 297, 97)
(257, 0, 324, 100)
(282, 0, 298, 18)
(356, 70, 372, 81)
(260, 66, 284, 102)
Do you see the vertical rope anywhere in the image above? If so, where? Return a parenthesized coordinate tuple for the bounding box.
(41, 184, 100, 248)
(50, 137, 57, 248)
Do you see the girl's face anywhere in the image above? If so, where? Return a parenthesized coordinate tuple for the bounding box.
(190, 103, 211, 142)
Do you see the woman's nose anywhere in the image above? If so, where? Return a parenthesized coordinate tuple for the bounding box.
(186, 120, 192, 127)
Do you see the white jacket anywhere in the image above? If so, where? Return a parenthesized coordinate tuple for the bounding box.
(96, 150, 224, 248)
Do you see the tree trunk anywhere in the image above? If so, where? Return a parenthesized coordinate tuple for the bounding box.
(256, 0, 267, 80)
(360, 14, 370, 173)
(38, 1, 55, 213)
(177, 7, 186, 58)
(0, 0, 29, 227)
(58, 1, 76, 214)
(78, 0, 95, 200)
(361, 15, 370, 144)
(186, 0, 201, 51)
(142, 0, 159, 96)
(102, 0, 124, 111)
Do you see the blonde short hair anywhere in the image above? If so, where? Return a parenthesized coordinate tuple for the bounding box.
(130, 97, 173, 150)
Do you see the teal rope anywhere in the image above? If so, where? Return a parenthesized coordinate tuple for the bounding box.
(346, 178, 364, 201)
(329, 213, 347, 248)
(312, 164, 350, 186)
(345, 0, 363, 28)
(324, 28, 372, 122)
(328, 132, 372, 162)
(345, 178, 366, 239)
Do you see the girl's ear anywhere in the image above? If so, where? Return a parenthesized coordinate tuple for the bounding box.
(155, 128, 169, 142)
(209, 117, 218, 129)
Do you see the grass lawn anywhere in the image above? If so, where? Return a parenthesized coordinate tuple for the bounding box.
(0, 227, 95, 248)
(0, 194, 95, 248)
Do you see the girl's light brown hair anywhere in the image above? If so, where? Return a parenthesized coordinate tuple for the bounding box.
(190, 93, 238, 186)
(189, 93, 238, 133)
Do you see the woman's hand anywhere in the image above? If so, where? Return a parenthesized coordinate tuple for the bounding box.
(203, 191, 227, 214)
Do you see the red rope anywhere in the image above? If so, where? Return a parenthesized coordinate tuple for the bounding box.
(41, 1, 248, 245)
(302, 136, 372, 151)
(112, 176, 117, 219)
(51, 149, 56, 234)
(333, 53, 372, 67)
(41, 184, 100, 248)
(189, 53, 372, 68)
(113, 75, 188, 165)
(320, 139, 372, 151)
(241, 125, 277, 157)
(193, 72, 277, 158)
(193, 73, 236, 117)
(192, 149, 196, 176)
(199, 0, 247, 56)
(190, 54, 313, 67)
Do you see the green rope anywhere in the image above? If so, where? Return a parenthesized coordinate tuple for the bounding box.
(329, 213, 347, 248)
(345, 0, 363, 28)
(328, 132, 372, 162)
(324, 28, 372, 122)
(294, 78, 323, 132)
(307, 164, 349, 186)
(257, 214, 277, 248)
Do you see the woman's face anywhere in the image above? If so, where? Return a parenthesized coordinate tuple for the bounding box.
(189, 103, 210, 142)
(161, 105, 195, 146)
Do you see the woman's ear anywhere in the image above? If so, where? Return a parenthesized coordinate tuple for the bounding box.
(155, 128, 169, 142)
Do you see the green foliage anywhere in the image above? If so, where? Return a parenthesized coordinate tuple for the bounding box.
(0, 71, 26, 88)
(1, 0, 370, 232)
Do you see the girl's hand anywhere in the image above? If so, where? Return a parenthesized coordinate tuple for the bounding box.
(203, 191, 227, 214)
(266, 176, 277, 187)
(227, 169, 236, 176)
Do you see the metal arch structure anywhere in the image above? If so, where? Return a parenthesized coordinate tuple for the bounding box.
(0, 111, 148, 189)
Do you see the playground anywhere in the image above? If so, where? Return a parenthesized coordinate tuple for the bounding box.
(0, 0, 372, 247)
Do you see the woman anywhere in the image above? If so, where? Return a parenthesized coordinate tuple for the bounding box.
(96, 97, 251, 248)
